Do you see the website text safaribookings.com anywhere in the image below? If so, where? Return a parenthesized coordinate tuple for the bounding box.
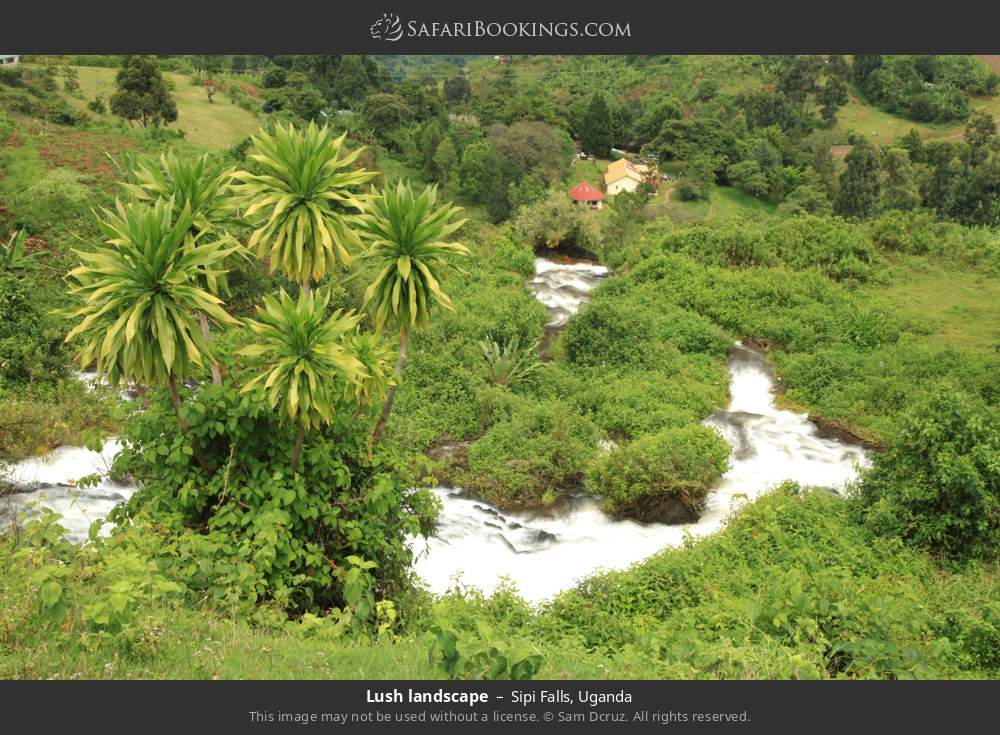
(404, 21, 632, 38)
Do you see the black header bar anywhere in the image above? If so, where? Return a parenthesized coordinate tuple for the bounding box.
(2, 0, 1000, 54)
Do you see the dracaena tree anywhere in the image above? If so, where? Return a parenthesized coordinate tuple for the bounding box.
(357, 182, 469, 446)
(121, 150, 240, 384)
(63, 198, 240, 432)
(231, 121, 376, 291)
(239, 288, 367, 473)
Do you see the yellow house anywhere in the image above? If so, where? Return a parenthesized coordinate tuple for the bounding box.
(603, 158, 650, 196)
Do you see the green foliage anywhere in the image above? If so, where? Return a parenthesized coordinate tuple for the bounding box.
(478, 336, 542, 388)
(588, 426, 731, 521)
(358, 182, 469, 333)
(857, 388, 1000, 560)
(769, 215, 881, 283)
(579, 93, 613, 157)
(110, 381, 438, 616)
(539, 487, 966, 679)
(854, 55, 996, 123)
(239, 288, 366, 430)
(232, 122, 376, 284)
(426, 614, 543, 680)
(110, 55, 178, 127)
(462, 399, 598, 507)
(512, 188, 600, 253)
(62, 198, 240, 388)
(1, 228, 41, 271)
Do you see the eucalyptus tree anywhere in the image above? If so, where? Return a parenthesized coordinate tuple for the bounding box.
(239, 288, 367, 474)
(357, 182, 469, 446)
(63, 199, 240, 432)
(122, 151, 239, 384)
(231, 122, 376, 293)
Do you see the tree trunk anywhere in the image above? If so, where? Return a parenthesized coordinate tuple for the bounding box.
(198, 312, 223, 386)
(369, 330, 410, 449)
(166, 374, 189, 434)
(290, 424, 305, 474)
(302, 279, 311, 297)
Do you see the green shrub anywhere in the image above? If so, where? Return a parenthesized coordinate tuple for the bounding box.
(0, 271, 67, 387)
(111, 381, 440, 616)
(588, 425, 730, 522)
(488, 234, 536, 276)
(461, 399, 598, 507)
(769, 215, 881, 283)
(426, 613, 543, 680)
(856, 388, 1000, 560)
(573, 363, 727, 440)
(661, 219, 775, 268)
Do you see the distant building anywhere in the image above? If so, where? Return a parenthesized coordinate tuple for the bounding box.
(0, 55, 20, 67)
(569, 181, 604, 210)
(603, 158, 651, 196)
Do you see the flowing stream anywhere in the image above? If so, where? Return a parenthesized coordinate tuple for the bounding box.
(3, 256, 869, 604)
(410, 257, 869, 603)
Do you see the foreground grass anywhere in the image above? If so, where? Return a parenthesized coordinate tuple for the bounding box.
(3, 489, 997, 680)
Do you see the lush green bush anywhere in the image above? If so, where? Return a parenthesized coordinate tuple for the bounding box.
(460, 398, 598, 507)
(856, 388, 1000, 560)
(0, 270, 67, 387)
(661, 219, 775, 268)
(572, 363, 727, 440)
(111, 381, 439, 616)
(536, 486, 975, 678)
(10, 168, 101, 238)
(769, 215, 881, 283)
(588, 425, 730, 522)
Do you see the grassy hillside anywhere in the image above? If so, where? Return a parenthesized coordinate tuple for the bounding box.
(61, 65, 258, 148)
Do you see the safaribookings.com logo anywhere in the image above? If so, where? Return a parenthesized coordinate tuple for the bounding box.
(369, 13, 631, 41)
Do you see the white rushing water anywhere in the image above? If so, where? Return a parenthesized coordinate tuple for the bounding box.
(411, 258, 870, 603)
(3, 256, 869, 604)
(2, 440, 137, 541)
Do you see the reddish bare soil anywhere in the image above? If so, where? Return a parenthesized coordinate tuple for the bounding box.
(36, 130, 137, 182)
(977, 55, 1000, 76)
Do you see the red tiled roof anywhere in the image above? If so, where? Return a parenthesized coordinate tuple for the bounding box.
(568, 181, 604, 202)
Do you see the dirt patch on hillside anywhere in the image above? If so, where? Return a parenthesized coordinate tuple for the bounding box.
(36, 131, 137, 183)
(977, 55, 1000, 76)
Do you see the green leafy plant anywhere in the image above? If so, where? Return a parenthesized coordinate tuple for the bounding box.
(357, 182, 469, 445)
(62, 198, 241, 431)
(239, 288, 366, 472)
(0, 228, 41, 271)
(427, 614, 543, 680)
(478, 335, 542, 388)
(232, 121, 375, 288)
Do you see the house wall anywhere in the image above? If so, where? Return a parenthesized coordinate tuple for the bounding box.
(607, 177, 641, 196)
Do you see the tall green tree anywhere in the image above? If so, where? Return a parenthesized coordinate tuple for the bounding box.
(835, 138, 882, 219)
(458, 141, 509, 222)
(881, 148, 920, 211)
(63, 199, 239, 432)
(232, 122, 376, 291)
(433, 137, 457, 189)
(109, 56, 178, 128)
(579, 93, 613, 158)
(357, 183, 469, 447)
